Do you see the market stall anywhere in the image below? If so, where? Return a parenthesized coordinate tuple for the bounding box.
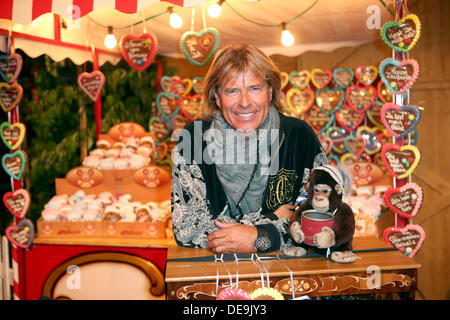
(0, 0, 445, 300)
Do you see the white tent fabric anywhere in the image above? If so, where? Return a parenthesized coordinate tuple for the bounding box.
(0, 0, 392, 66)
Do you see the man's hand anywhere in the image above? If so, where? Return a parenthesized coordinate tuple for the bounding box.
(274, 203, 295, 219)
(207, 221, 258, 253)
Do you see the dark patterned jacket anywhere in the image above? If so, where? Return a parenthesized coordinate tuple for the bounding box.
(171, 112, 327, 251)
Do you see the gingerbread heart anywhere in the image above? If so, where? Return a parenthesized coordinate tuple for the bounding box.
(333, 68, 354, 88)
(356, 126, 384, 155)
(305, 105, 334, 134)
(381, 103, 421, 138)
(311, 68, 332, 88)
(120, 33, 158, 72)
(379, 58, 419, 95)
(77, 71, 105, 102)
(381, 14, 421, 52)
(180, 27, 220, 67)
(289, 70, 311, 89)
(156, 91, 180, 118)
(381, 143, 421, 179)
(3, 188, 30, 219)
(0, 122, 26, 150)
(377, 81, 393, 104)
(346, 84, 377, 113)
(192, 76, 205, 95)
(0, 82, 23, 112)
(366, 100, 384, 128)
(161, 75, 180, 93)
(0, 53, 23, 83)
(344, 136, 366, 158)
(319, 136, 333, 155)
(6, 218, 34, 249)
(2, 150, 26, 180)
(315, 88, 344, 115)
(354, 65, 378, 86)
(325, 126, 350, 154)
(384, 182, 423, 219)
(335, 104, 365, 131)
(149, 117, 171, 143)
(286, 88, 314, 116)
(383, 224, 425, 258)
(280, 72, 289, 90)
(180, 94, 202, 120)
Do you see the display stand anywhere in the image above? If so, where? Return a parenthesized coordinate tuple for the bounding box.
(165, 238, 421, 300)
(24, 120, 173, 299)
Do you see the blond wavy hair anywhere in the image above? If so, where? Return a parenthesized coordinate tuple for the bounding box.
(201, 44, 283, 120)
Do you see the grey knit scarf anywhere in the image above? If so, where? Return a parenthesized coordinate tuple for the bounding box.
(208, 106, 280, 217)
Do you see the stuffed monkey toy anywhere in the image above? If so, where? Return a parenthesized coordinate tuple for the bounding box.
(284, 165, 356, 263)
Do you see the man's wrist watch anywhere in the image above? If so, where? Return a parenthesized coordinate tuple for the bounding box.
(254, 227, 271, 253)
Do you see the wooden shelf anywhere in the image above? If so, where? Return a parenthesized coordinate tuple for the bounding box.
(33, 236, 177, 249)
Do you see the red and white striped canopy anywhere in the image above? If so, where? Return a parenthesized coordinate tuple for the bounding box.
(0, 0, 208, 24)
(0, 0, 390, 65)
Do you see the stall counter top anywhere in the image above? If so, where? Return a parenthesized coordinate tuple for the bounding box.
(165, 237, 421, 283)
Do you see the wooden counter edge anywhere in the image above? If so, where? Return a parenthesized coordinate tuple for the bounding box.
(165, 250, 421, 283)
(33, 236, 177, 249)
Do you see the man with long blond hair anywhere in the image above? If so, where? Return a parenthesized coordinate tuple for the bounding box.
(171, 44, 327, 253)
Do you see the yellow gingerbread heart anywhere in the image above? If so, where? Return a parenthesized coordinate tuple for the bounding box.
(286, 87, 314, 116)
(381, 144, 421, 179)
(310, 68, 332, 88)
(0, 122, 26, 150)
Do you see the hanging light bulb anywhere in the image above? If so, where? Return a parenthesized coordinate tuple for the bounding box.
(168, 7, 183, 29)
(104, 26, 117, 49)
(280, 22, 294, 47)
(208, 0, 224, 18)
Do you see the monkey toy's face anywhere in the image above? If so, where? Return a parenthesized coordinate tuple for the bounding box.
(312, 184, 332, 213)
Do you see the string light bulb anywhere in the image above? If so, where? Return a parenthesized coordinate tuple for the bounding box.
(208, 0, 225, 18)
(168, 6, 183, 29)
(104, 26, 117, 49)
(281, 22, 294, 47)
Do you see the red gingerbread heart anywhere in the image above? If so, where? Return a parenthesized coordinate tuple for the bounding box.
(120, 33, 158, 72)
(335, 104, 365, 131)
(345, 84, 377, 113)
(180, 94, 203, 120)
(3, 188, 30, 218)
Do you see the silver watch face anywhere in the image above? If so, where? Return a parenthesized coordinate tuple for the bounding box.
(255, 237, 271, 251)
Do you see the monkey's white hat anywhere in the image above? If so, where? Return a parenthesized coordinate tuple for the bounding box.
(312, 165, 344, 189)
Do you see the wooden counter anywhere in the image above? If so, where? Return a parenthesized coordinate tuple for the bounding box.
(165, 238, 421, 300)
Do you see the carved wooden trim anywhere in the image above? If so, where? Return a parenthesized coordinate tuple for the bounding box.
(167, 269, 417, 300)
